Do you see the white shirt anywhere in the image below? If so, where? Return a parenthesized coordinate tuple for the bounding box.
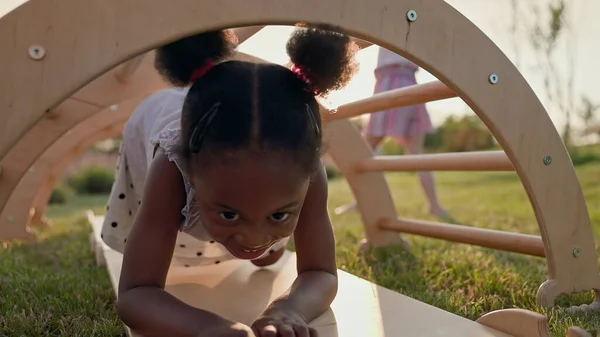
(122, 88, 189, 186)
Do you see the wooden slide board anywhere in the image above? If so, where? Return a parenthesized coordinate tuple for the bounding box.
(88, 214, 513, 337)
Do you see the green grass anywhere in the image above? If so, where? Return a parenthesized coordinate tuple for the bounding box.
(1, 164, 599, 336)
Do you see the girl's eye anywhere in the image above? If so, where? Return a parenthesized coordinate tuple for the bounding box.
(269, 212, 289, 221)
(219, 211, 239, 221)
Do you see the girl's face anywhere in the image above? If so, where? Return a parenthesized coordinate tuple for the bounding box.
(191, 151, 311, 260)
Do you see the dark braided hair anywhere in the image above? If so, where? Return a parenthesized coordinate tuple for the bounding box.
(154, 24, 359, 175)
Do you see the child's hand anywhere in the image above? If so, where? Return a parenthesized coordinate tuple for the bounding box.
(197, 322, 257, 337)
(252, 306, 317, 337)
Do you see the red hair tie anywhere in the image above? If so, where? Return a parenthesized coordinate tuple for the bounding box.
(291, 64, 319, 95)
(190, 61, 215, 83)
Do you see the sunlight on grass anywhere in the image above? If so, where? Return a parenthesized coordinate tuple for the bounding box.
(1, 163, 599, 336)
(0, 213, 123, 336)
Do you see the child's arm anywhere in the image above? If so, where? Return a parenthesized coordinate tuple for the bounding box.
(262, 163, 338, 322)
(116, 148, 243, 336)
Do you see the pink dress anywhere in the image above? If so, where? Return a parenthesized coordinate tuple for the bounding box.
(365, 47, 434, 143)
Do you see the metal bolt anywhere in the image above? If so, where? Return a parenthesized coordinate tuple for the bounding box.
(543, 155, 552, 165)
(573, 248, 581, 258)
(28, 45, 46, 60)
(407, 10, 418, 22)
(489, 73, 499, 84)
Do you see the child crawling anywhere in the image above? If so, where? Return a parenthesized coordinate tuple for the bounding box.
(100, 24, 359, 336)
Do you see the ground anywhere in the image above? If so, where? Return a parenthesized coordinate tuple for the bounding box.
(1, 164, 599, 336)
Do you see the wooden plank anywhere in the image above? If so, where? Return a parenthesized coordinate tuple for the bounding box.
(379, 217, 545, 257)
(355, 151, 514, 172)
(89, 215, 512, 337)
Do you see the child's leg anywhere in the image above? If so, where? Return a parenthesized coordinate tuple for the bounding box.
(402, 133, 449, 219)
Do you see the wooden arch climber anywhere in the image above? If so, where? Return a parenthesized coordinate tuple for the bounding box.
(0, 95, 147, 241)
(0, 1, 598, 336)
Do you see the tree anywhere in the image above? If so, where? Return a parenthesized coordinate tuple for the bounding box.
(578, 96, 600, 140)
(423, 115, 497, 153)
(508, 0, 597, 146)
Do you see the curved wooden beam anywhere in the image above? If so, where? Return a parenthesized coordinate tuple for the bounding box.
(0, 96, 145, 242)
(0, 0, 597, 307)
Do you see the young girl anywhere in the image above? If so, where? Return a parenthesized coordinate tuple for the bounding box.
(335, 47, 450, 220)
(100, 25, 359, 337)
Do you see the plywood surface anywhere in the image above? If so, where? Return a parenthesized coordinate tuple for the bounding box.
(90, 216, 511, 337)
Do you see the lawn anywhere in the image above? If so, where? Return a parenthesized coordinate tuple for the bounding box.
(1, 163, 599, 336)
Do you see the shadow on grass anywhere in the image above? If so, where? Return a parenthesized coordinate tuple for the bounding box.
(0, 215, 125, 337)
(360, 242, 430, 295)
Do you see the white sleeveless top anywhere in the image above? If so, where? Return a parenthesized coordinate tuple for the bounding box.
(123, 87, 210, 238)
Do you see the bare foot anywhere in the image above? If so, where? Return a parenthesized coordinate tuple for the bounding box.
(429, 207, 452, 222)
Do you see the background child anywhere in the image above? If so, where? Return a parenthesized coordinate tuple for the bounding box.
(101, 24, 359, 336)
(335, 47, 450, 221)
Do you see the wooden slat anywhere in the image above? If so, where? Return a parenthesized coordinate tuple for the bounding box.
(355, 151, 514, 172)
(379, 217, 545, 257)
(322, 81, 456, 122)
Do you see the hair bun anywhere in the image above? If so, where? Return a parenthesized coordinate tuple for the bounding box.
(154, 30, 237, 87)
(286, 24, 359, 96)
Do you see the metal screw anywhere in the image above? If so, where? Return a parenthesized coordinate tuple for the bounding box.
(489, 73, 499, 84)
(28, 45, 46, 60)
(543, 155, 552, 165)
(407, 10, 418, 22)
(573, 248, 581, 258)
